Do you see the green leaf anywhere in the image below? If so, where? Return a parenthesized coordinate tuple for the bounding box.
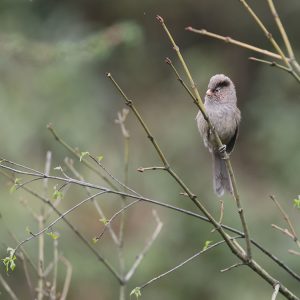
(97, 155, 104, 162)
(293, 197, 300, 209)
(99, 218, 109, 225)
(130, 287, 141, 299)
(54, 166, 62, 171)
(9, 178, 21, 194)
(92, 237, 99, 244)
(79, 152, 89, 162)
(47, 231, 60, 240)
(2, 247, 17, 272)
(202, 240, 213, 251)
(52, 186, 63, 200)
(25, 226, 31, 235)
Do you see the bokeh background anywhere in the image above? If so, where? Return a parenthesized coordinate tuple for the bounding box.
(0, 1, 300, 299)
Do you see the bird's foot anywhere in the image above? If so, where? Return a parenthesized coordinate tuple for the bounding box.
(218, 145, 228, 159)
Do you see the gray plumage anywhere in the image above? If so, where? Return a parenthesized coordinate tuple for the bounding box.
(196, 74, 241, 197)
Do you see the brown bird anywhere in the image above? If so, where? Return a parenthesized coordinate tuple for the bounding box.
(196, 74, 241, 196)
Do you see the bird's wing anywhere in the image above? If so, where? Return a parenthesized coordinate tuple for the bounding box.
(226, 126, 239, 154)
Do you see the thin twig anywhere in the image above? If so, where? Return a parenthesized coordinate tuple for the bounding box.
(0, 274, 19, 300)
(288, 250, 300, 256)
(185, 27, 282, 60)
(47, 124, 118, 190)
(59, 256, 73, 300)
(249, 57, 291, 73)
(271, 224, 295, 240)
(139, 238, 238, 291)
(125, 210, 163, 282)
(266, 0, 294, 60)
(94, 199, 140, 242)
(18, 252, 34, 299)
(49, 239, 58, 300)
(137, 166, 166, 172)
(220, 262, 244, 273)
(239, 0, 300, 83)
(64, 157, 120, 246)
(270, 195, 298, 242)
(272, 283, 280, 300)
(115, 108, 131, 300)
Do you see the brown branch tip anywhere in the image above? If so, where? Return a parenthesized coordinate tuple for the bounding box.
(165, 57, 172, 64)
(156, 15, 164, 23)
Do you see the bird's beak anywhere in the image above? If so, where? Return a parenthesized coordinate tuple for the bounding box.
(206, 89, 213, 97)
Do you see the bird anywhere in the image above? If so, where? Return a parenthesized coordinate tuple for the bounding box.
(196, 74, 241, 197)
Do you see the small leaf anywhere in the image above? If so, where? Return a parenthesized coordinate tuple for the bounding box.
(130, 287, 141, 299)
(47, 231, 60, 240)
(79, 152, 89, 162)
(97, 155, 104, 162)
(9, 178, 21, 194)
(202, 240, 213, 251)
(293, 197, 300, 209)
(54, 166, 62, 171)
(99, 218, 109, 225)
(92, 237, 99, 244)
(25, 226, 31, 235)
(2, 248, 17, 273)
(52, 186, 63, 200)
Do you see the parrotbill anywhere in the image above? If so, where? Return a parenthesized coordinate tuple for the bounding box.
(196, 74, 241, 197)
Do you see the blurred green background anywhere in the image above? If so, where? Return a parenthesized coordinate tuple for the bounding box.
(0, 0, 300, 299)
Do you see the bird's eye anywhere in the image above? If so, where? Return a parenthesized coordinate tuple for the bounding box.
(215, 86, 221, 92)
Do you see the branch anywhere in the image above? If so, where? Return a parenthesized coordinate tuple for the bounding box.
(59, 256, 73, 300)
(186, 27, 282, 60)
(1, 163, 300, 283)
(272, 283, 280, 300)
(125, 210, 163, 282)
(47, 124, 118, 190)
(0, 274, 19, 300)
(138, 238, 237, 291)
(266, 0, 294, 60)
(64, 157, 120, 246)
(157, 15, 252, 260)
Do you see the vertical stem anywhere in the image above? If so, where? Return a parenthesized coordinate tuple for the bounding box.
(157, 15, 252, 260)
(266, 0, 294, 60)
(37, 216, 45, 300)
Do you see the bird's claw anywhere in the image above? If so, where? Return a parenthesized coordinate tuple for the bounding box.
(218, 145, 228, 159)
(218, 145, 226, 154)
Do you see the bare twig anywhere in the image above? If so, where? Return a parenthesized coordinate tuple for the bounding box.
(64, 157, 120, 246)
(47, 124, 118, 190)
(288, 250, 300, 257)
(137, 166, 166, 172)
(0, 274, 19, 300)
(239, 0, 300, 82)
(59, 256, 73, 300)
(220, 262, 244, 273)
(49, 239, 58, 300)
(186, 27, 282, 60)
(272, 283, 280, 300)
(94, 199, 140, 242)
(266, 0, 294, 60)
(270, 195, 298, 242)
(249, 57, 291, 73)
(139, 238, 238, 291)
(125, 210, 163, 282)
(271, 224, 295, 240)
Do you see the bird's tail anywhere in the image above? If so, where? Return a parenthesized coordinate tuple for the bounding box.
(212, 153, 232, 197)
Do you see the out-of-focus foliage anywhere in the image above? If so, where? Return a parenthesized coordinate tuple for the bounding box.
(0, 0, 300, 299)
